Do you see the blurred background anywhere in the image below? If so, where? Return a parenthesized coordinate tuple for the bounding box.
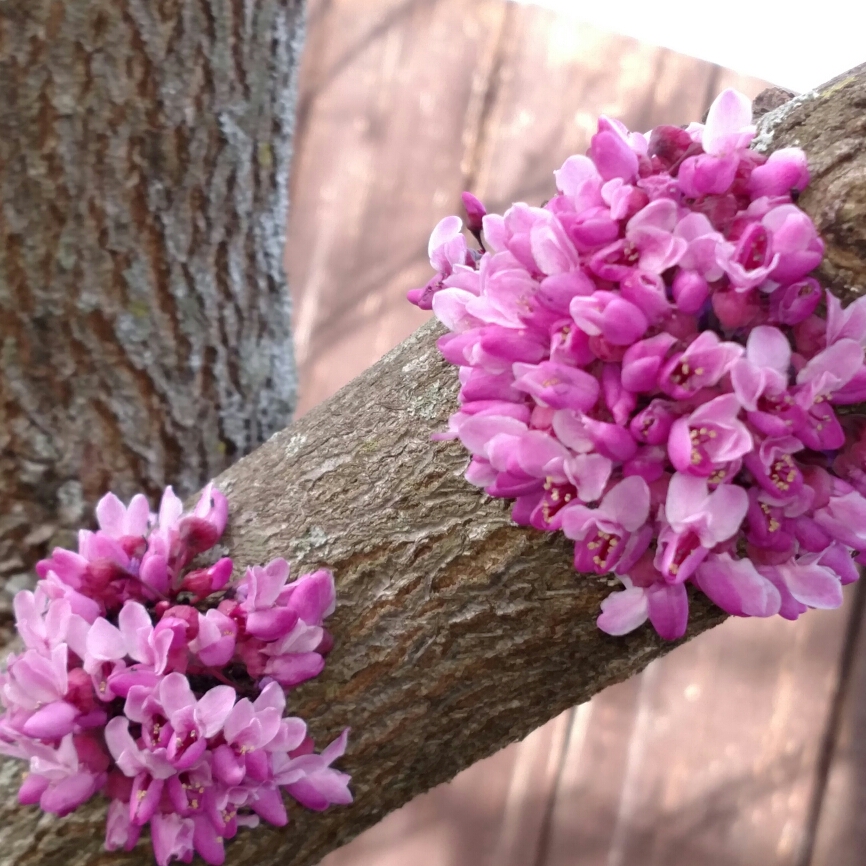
(284, 2, 866, 864)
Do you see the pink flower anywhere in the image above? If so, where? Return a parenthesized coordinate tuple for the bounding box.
(730, 325, 791, 411)
(95, 492, 151, 555)
(659, 331, 743, 399)
(407, 216, 469, 309)
(407, 86, 864, 645)
(105, 798, 142, 852)
(512, 361, 600, 411)
(763, 204, 825, 284)
(674, 213, 725, 281)
(769, 278, 822, 325)
(461, 191, 486, 235)
(126, 674, 236, 770)
(694, 554, 781, 617)
(621, 334, 677, 393)
(814, 488, 866, 551)
(743, 436, 805, 501)
(151, 812, 195, 866)
(560, 477, 651, 574)
(213, 682, 298, 787)
(701, 89, 755, 157)
(826, 291, 866, 346)
(85, 601, 177, 676)
(748, 148, 810, 198)
(770, 555, 843, 610)
(622, 198, 687, 273)
(589, 117, 639, 182)
(596, 579, 649, 636)
(19, 735, 106, 816)
(655, 474, 748, 583)
(796, 338, 864, 403)
(2, 480, 350, 864)
(717, 222, 780, 291)
(668, 394, 753, 476)
(275, 728, 353, 811)
(190, 609, 237, 667)
(236, 559, 299, 641)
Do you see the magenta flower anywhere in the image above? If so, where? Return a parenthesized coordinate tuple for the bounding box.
(274, 729, 353, 811)
(656, 474, 748, 583)
(694, 554, 781, 617)
(2, 483, 351, 865)
(596, 579, 650, 636)
(749, 148, 810, 198)
(659, 331, 744, 399)
(730, 325, 791, 411)
(560, 476, 651, 573)
(763, 204, 825, 285)
(18, 735, 106, 816)
(669, 395, 753, 476)
(512, 361, 600, 411)
(409, 86, 866, 643)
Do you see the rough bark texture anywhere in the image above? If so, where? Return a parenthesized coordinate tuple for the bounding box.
(3, 68, 866, 866)
(0, 0, 302, 615)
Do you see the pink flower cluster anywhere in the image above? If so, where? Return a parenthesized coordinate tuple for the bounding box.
(0, 485, 351, 865)
(409, 89, 866, 640)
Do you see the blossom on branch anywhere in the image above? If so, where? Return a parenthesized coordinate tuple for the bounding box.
(409, 88, 866, 641)
(0, 485, 351, 865)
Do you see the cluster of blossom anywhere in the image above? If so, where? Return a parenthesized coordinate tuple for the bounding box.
(0, 484, 351, 865)
(408, 88, 866, 640)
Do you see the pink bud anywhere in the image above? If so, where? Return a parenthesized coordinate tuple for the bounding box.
(461, 191, 486, 235)
(672, 270, 709, 314)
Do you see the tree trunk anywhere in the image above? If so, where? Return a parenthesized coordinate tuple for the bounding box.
(0, 69, 864, 866)
(0, 0, 303, 619)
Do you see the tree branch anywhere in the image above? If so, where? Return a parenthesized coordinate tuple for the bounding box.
(3, 68, 866, 866)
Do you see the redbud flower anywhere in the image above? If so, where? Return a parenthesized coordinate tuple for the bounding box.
(410, 87, 866, 640)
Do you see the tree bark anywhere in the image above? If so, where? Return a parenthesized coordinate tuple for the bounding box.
(3, 69, 866, 866)
(0, 0, 302, 618)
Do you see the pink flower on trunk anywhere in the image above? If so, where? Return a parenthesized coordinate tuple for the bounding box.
(694, 554, 781, 617)
(730, 325, 791, 411)
(655, 474, 749, 583)
(659, 332, 743, 400)
(668, 395, 753, 477)
(560, 477, 651, 574)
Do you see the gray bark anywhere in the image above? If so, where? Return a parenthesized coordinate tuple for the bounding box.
(0, 0, 302, 618)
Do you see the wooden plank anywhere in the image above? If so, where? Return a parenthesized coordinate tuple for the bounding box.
(806, 583, 866, 866)
(544, 600, 854, 866)
(468, 6, 722, 210)
(316, 710, 572, 866)
(544, 678, 644, 865)
(317, 740, 522, 866)
(285, 0, 510, 416)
